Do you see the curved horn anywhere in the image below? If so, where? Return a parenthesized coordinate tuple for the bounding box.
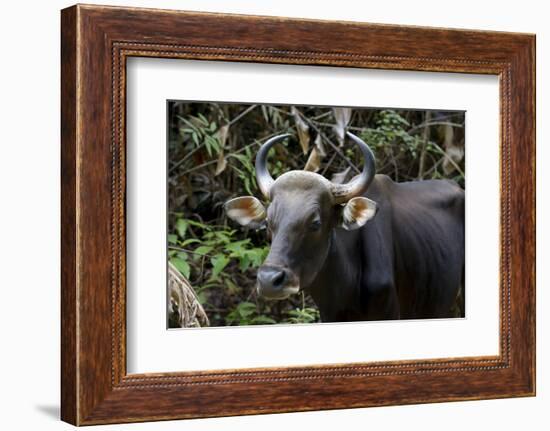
(330, 132, 376, 204)
(255, 134, 291, 198)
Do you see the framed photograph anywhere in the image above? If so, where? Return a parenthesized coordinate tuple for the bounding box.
(61, 4, 535, 425)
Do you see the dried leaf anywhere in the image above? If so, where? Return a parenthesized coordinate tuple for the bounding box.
(330, 167, 351, 184)
(304, 147, 321, 172)
(440, 124, 464, 175)
(332, 107, 352, 146)
(214, 124, 230, 176)
(215, 150, 227, 176)
(217, 124, 229, 147)
(291, 106, 310, 154)
(313, 133, 326, 157)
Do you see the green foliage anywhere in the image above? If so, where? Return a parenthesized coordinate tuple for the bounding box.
(210, 254, 230, 279)
(229, 151, 258, 195)
(226, 302, 277, 326)
(168, 102, 465, 328)
(168, 215, 273, 325)
(285, 307, 321, 324)
(170, 253, 190, 279)
(361, 110, 423, 158)
(225, 301, 318, 326)
(175, 218, 188, 238)
(168, 213, 318, 326)
(178, 114, 221, 157)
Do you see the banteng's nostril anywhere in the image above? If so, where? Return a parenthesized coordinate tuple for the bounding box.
(271, 270, 286, 288)
(258, 267, 287, 290)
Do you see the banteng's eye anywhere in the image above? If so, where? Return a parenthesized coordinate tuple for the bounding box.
(309, 218, 322, 232)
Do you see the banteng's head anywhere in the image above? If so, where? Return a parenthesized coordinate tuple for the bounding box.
(225, 132, 377, 300)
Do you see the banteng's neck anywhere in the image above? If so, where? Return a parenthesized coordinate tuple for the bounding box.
(306, 230, 363, 322)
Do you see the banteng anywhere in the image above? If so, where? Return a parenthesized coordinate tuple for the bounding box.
(225, 133, 464, 322)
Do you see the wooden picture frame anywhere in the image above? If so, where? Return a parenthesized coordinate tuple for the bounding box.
(61, 4, 535, 425)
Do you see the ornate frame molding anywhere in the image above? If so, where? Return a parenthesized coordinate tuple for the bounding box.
(61, 5, 535, 425)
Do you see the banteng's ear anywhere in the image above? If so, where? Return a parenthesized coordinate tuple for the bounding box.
(338, 197, 378, 231)
(224, 196, 267, 229)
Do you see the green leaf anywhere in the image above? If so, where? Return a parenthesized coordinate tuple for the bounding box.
(250, 315, 277, 325)
(210, 254, 230, 278)
(204, 136, 213, 157)
(167, 234, 178, 245)
(224, 278, 240, 295)
(194, 245, 214, 257)
(176, 251, 188, 260)
(235, 302, 257, 318)
(186, 219, 209, 229)
(285, 307, 320, 324)
(247, 247, 268, 267)
(205, 135, 220, 154)
(196, 291, 208, 305)
(225, 239, 251, 255)
(226, 301, 258, 325)
(181, 238, 200, 247)
(171, 257, 191, 279)
(175, 219, 188, 239)
(238, 254, 250, 272)
(198, 113, 208, 124)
